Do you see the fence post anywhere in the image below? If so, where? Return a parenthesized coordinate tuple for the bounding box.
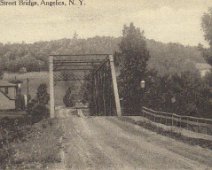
(197, 119, 199, 133)
(171, 114, 174, 130)
(206, 122, 208, 135)
(186, 117, 188, 130)
(205, 120, 208, 135)
(26, 78, 29, 98)
(197, 119, 200, 145)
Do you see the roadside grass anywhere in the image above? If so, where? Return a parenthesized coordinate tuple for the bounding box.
(0, 72, 67, 169)
(0, 117, 64, 169)
(0, 72, 73, 169)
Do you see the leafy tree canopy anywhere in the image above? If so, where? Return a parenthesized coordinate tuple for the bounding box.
(202, 8, 212, 65)
(202, 8, 212, 47)
(117, 23, 150, 114)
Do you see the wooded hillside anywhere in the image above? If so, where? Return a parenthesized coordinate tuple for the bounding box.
(0, 36, 205, 75)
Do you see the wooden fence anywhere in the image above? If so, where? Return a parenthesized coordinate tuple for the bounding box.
(142, 107, 212, 135)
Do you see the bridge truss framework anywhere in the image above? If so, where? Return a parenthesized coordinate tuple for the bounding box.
(49, 54, 122, 118)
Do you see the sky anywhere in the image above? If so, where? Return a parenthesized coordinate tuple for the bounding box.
(0, 0, 212, 46)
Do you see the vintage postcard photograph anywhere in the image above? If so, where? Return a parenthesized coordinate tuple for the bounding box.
(0, 0, 212, 169)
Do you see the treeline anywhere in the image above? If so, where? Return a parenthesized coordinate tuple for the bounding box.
(0, 36, 204, 75)
(142, 71, 211, 118)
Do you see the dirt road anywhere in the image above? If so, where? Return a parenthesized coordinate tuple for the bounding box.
(55, 108, 212, 170)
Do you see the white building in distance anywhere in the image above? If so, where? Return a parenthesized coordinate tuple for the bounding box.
(195, 63, 211, 77)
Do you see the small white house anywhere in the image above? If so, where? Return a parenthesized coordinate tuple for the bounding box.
(0, 80, 17, 110)
(19, 67, 27, 73)
(195, 63, 211, 77)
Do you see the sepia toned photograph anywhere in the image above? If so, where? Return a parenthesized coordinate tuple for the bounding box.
(0, 0, 212, 169)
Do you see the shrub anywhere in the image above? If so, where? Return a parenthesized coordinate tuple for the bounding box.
(30, 104, 49, 123)
(63, 87, 74, 107)
(27, 84, 50, 123)
(37, 84, 49, 105)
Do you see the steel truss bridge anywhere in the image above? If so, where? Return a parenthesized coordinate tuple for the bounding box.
(49, 54, 121, 117)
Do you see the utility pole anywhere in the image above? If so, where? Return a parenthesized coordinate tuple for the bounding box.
(49, 56, 55, 118)
(26, 78, 29, 97)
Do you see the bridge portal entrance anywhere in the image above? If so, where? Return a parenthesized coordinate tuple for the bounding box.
(49, 54, 121, 117)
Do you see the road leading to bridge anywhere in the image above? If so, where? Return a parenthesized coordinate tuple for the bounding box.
(55, 108, 212, 170)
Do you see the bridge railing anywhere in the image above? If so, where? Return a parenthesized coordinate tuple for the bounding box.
(142, 107, 212, 136)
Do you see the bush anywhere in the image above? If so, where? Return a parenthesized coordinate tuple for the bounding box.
(27, 84, 50, 123)
(37, 84, 49, 105)
(30, 104, 49, 123)
(63, 87, 74, 107)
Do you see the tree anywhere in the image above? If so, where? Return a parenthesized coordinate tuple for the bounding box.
(201, 8, 212, 99)
(202, 8, 212, 48)
(117, 23, 150, 115)
(0, 59, 3, 79)
(73, 31, 78, 40)
(202, 8, 212, 66)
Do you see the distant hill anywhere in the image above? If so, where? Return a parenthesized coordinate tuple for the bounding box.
(146, 39, 204, 75)
(0, 36, 205, 75)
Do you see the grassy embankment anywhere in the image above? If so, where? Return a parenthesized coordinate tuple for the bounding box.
(0, 72, 67, 169)
(0, 116, 64, 169)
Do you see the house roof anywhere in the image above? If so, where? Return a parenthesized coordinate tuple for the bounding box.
(0, 80, 17, 87)
(195, 63, 211, 70)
